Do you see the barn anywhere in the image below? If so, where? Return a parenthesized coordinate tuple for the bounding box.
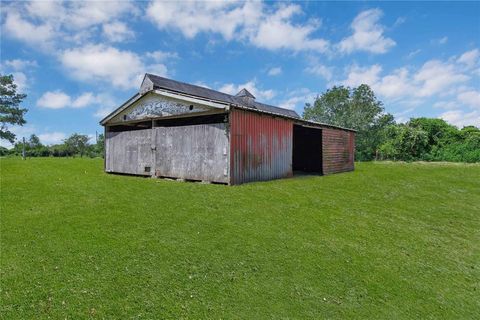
(100, 74, 355, 185)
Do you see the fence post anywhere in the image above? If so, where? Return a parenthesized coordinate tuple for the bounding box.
(22, 137, 26, 160)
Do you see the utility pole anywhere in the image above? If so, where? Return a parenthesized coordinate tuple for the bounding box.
(22, 137, 26, 160)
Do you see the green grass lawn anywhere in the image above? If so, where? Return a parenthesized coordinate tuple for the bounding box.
(1, 158, 479, 319)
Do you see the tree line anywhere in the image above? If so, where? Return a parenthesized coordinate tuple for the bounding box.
(0, 133, 105, 158)
(304, 85, 480, 163)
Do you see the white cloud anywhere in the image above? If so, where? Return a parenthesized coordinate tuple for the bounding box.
(338, 57, 471, 100)
(375, 68, 415, 98)
(278, 96, 305, 110)
(23, 0, 137, 30)
(277, 88, 316, 111)
(145, 51, 179, 62)
(94, 106, 116, 119)
(433, 101, 457, 109)
(26, 0, 65, 20)
(0, 59, 36, 92)
(219, 80, 276, 101)
(11, 72, 28, 92)
(393, 107, 415, 124)
(331, 49, 479, 126)
(2, 1, 137, 49)
(38, 132, 67, 145)
(247, 5, 328, 52)
(393, 16, 406, 28)
(193, 81, 211, 89)
(102, 21, 135, 42)
(340, 64, 382, 88)
(3, 59, 37, 70)
(440, 110, 480, 128)
(60, 44, 167, 89)
(147, 1, 260, 40)
(66, 1, 138, 29)
(457, 90, 480, 109)
(406, 49, 421, 59)
(305, 64, 333, 80)
(37, 91, 72, 109)
(457, 49, 480, 68)
(3, 11, 56, 48)
(37, 90, 114, 110)
(72, 92, 96, 109)
(338, 8, 395, 54)
(414, 60, 469, 97)
(147, 1, 329, 53)
(268, 67, 282, 76)
(432, 36, 448, 45)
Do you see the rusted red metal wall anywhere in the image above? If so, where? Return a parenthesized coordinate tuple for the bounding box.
(230, 108, 293, 185)
(322, 128, 355, 174)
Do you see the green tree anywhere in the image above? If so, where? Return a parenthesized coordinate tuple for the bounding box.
(64, 133, 90, 157)
(379, 124, 429, 161)
(408, 118, 459, 147)
(0, 146, 10, 156)
(27, 134, 51, 157)
(0, 74, 28, 143)
(27, 134, 42, 149)
(303, 84, 392, 160)
(95, 133, 105, 157)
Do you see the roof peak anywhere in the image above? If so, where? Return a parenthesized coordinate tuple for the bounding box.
(235, 88, 255, 99)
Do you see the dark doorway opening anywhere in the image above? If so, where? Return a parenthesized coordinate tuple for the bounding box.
(292, 125, 323, 174)
(107, 120, 152, 132)
(154, 113, 228, 127)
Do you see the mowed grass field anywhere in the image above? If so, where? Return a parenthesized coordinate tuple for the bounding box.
(1, 158, 479, 319)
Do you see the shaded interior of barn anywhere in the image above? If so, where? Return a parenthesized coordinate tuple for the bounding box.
(292, 124, 323, 174)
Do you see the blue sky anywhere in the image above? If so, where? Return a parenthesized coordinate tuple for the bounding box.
(1, 1, 479, 146)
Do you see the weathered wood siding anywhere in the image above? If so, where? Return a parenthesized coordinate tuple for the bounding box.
(155, 123, 229, 183)
(230, 108, 293, 185)
(105, 129, 153, 175)
(322, 128, 355, 174)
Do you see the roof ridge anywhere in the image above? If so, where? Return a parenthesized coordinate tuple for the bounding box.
(146, 73, 234, 99)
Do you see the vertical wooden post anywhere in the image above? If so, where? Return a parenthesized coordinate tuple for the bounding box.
(103, 126, 107, 172)
(151, 119, 156, 178)
(22, 137, 26, 160)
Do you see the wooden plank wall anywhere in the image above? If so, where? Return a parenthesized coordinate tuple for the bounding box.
(105, 129, 152, 175)
(155, 123, 229, 183)
(322, 128, 355, 174)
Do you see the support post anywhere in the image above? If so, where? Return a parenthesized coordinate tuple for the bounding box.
(151, 119, 156, 177)
(22, 137, 26, 160)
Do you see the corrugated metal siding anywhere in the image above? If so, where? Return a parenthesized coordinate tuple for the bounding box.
(230, 108, 293, 185)
(322, 129, 355, 174)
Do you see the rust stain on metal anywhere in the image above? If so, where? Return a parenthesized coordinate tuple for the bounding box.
(230, 108, 293, 184)
(322, 128, 355, 174)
